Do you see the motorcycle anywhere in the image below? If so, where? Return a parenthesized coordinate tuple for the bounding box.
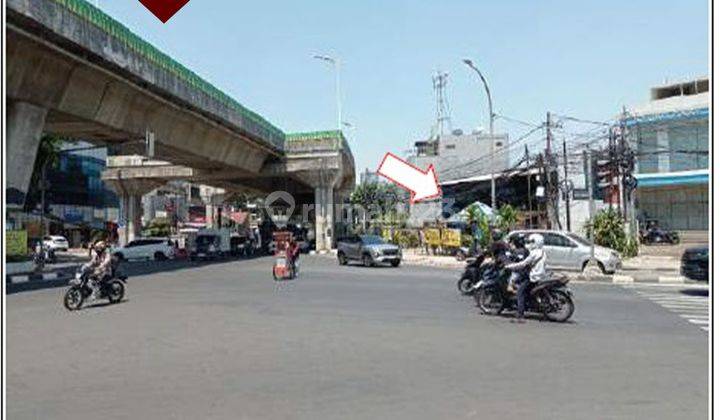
(457, 246, 527, 295)
(640, 228, 679, 245)
(455, 246, 472, 261)
(33, 248, 56, 272)
(457, 256, 493, 295)
(473, 265, 575, 322)
(63, 264, 127, 311)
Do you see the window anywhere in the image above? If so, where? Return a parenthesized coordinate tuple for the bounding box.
(445, 144, 456, 150)
(361, 235, 385, 245)
(544, 233, 573, 248)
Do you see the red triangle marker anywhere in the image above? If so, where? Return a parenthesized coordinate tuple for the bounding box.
(139, 0, 190, 23)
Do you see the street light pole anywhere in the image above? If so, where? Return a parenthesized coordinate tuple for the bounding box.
(463, 59, 496, 211)
(314, 55, 343, 133)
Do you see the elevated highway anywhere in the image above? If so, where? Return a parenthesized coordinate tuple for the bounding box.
(6, 0, 354, 250)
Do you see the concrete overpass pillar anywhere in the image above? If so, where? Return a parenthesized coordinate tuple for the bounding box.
(118, 193, 143, 246)
(6, 101, 48, 208)
(105, 174, 162, 246)
(314, 186, 335, 252)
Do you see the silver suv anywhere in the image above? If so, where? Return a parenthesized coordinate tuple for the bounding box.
(507, 230, 622, 274)
(337, 235, 402, 267)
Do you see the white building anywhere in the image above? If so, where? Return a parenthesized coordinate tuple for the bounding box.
(628, 77, 709, 232)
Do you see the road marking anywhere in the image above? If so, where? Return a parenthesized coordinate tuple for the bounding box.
(658, 276, 685, 283)
(623, 283, 709, 333)
(10, 275, 29, 283)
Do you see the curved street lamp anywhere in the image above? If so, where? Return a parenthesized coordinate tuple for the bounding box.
(463, 58, 496, 211)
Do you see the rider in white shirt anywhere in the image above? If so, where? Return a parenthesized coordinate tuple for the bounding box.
(505, 233, 547, 321)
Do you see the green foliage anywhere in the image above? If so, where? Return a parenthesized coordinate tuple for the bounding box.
(392, 230, 420, 248)
(144, 217, 172, 237)
(465, 204, 491, 249)
(496, 204, 519, 233)
(351, 182, 406, 230)
(461, 234, 474, 248)
(24, 134, 67, 212)
(584, 209, 637, 257)
(623, 236, 639, 258)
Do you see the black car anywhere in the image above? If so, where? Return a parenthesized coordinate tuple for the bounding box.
(681, 246, 709, 282)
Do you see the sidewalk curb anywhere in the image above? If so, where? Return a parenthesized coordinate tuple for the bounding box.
(6, 265, 79, 294)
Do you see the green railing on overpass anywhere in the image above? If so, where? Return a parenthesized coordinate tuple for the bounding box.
(48, 0, 285, 144)
(286, 130, 350, 153)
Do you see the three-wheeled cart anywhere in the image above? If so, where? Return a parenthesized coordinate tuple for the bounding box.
(272, 231, 296, 280)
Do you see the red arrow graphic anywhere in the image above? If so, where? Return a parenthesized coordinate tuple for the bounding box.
(139, 0, 190, 23)
(376, 153, 441, 204)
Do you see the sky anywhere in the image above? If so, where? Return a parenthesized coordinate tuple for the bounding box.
(97, 0, 708, 175)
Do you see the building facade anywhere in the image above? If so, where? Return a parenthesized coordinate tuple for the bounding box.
(405, 130, 511, 226)
(628, 77, 709, 231)
(45, 144, 120, 246)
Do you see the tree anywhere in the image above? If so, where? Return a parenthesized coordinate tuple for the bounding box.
(350, 182, 405, 230)
(465, 204, 491, 249)
(24, 134, 65, 212)
(144, 217, 172, 237)
(496, 204, 520, 233)
(583, 208, 638, 257)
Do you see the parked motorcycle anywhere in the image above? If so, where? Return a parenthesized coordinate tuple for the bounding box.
(473, 265, 575, 322)
(63, 264, 127, 311)
(640, 220, 679, 245)
(640, 228, 679, 245)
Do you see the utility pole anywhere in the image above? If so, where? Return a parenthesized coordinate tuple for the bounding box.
(585, 148, 596, 266)
(607, 128, 615, 212)
(545, 112, 558, 230)
(563, 139, 571, 231)
(525, 144, 532, 226)
(40, 161, 48, 258)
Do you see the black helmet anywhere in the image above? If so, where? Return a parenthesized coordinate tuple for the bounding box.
(491, 229, 504, 242)
(510, 234, 525, 248)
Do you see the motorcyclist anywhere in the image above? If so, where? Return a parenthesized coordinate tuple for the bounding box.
(506, 234, 529, 292)
(85, 241, 113, 299)
(287, 238, 301, 275)
(486, 229, 511, 265)
(505, 233, 547, 322)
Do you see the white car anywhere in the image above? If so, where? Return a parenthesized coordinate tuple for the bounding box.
(507, 230, 622, 274)
(43, 235, 69, 252)
(112, 238, 175, 261)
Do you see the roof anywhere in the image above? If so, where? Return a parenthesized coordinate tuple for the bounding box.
(630, 92, 709, 118)
(441, 168, 541, 186)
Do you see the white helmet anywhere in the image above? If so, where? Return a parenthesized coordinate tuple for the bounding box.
(526, 233, 544, 250)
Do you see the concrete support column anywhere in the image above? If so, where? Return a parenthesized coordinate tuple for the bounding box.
(118, 193, 143, 246)
(206, 204, 215, 229)
(314, 186, 335, 252)
(6, 101, 48, 208)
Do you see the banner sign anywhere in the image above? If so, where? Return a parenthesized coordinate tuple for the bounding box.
(424, 228, 441, 246)
(6, 230, 28, 256)
(442, 229, 462, 247)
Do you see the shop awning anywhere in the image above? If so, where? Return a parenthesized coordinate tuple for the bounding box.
(636, 170, 709, 187)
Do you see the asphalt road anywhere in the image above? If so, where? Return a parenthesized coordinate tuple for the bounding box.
(7, 255, 708, 420)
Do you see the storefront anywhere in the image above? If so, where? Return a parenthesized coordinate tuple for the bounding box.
(635, 171, 708, 231)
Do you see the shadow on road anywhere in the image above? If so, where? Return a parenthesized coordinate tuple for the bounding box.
(680, 288, 709, 297)
(75, 299, 130, 311)
(7, 254, 272, 295)
(119, 254, 271, 278)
